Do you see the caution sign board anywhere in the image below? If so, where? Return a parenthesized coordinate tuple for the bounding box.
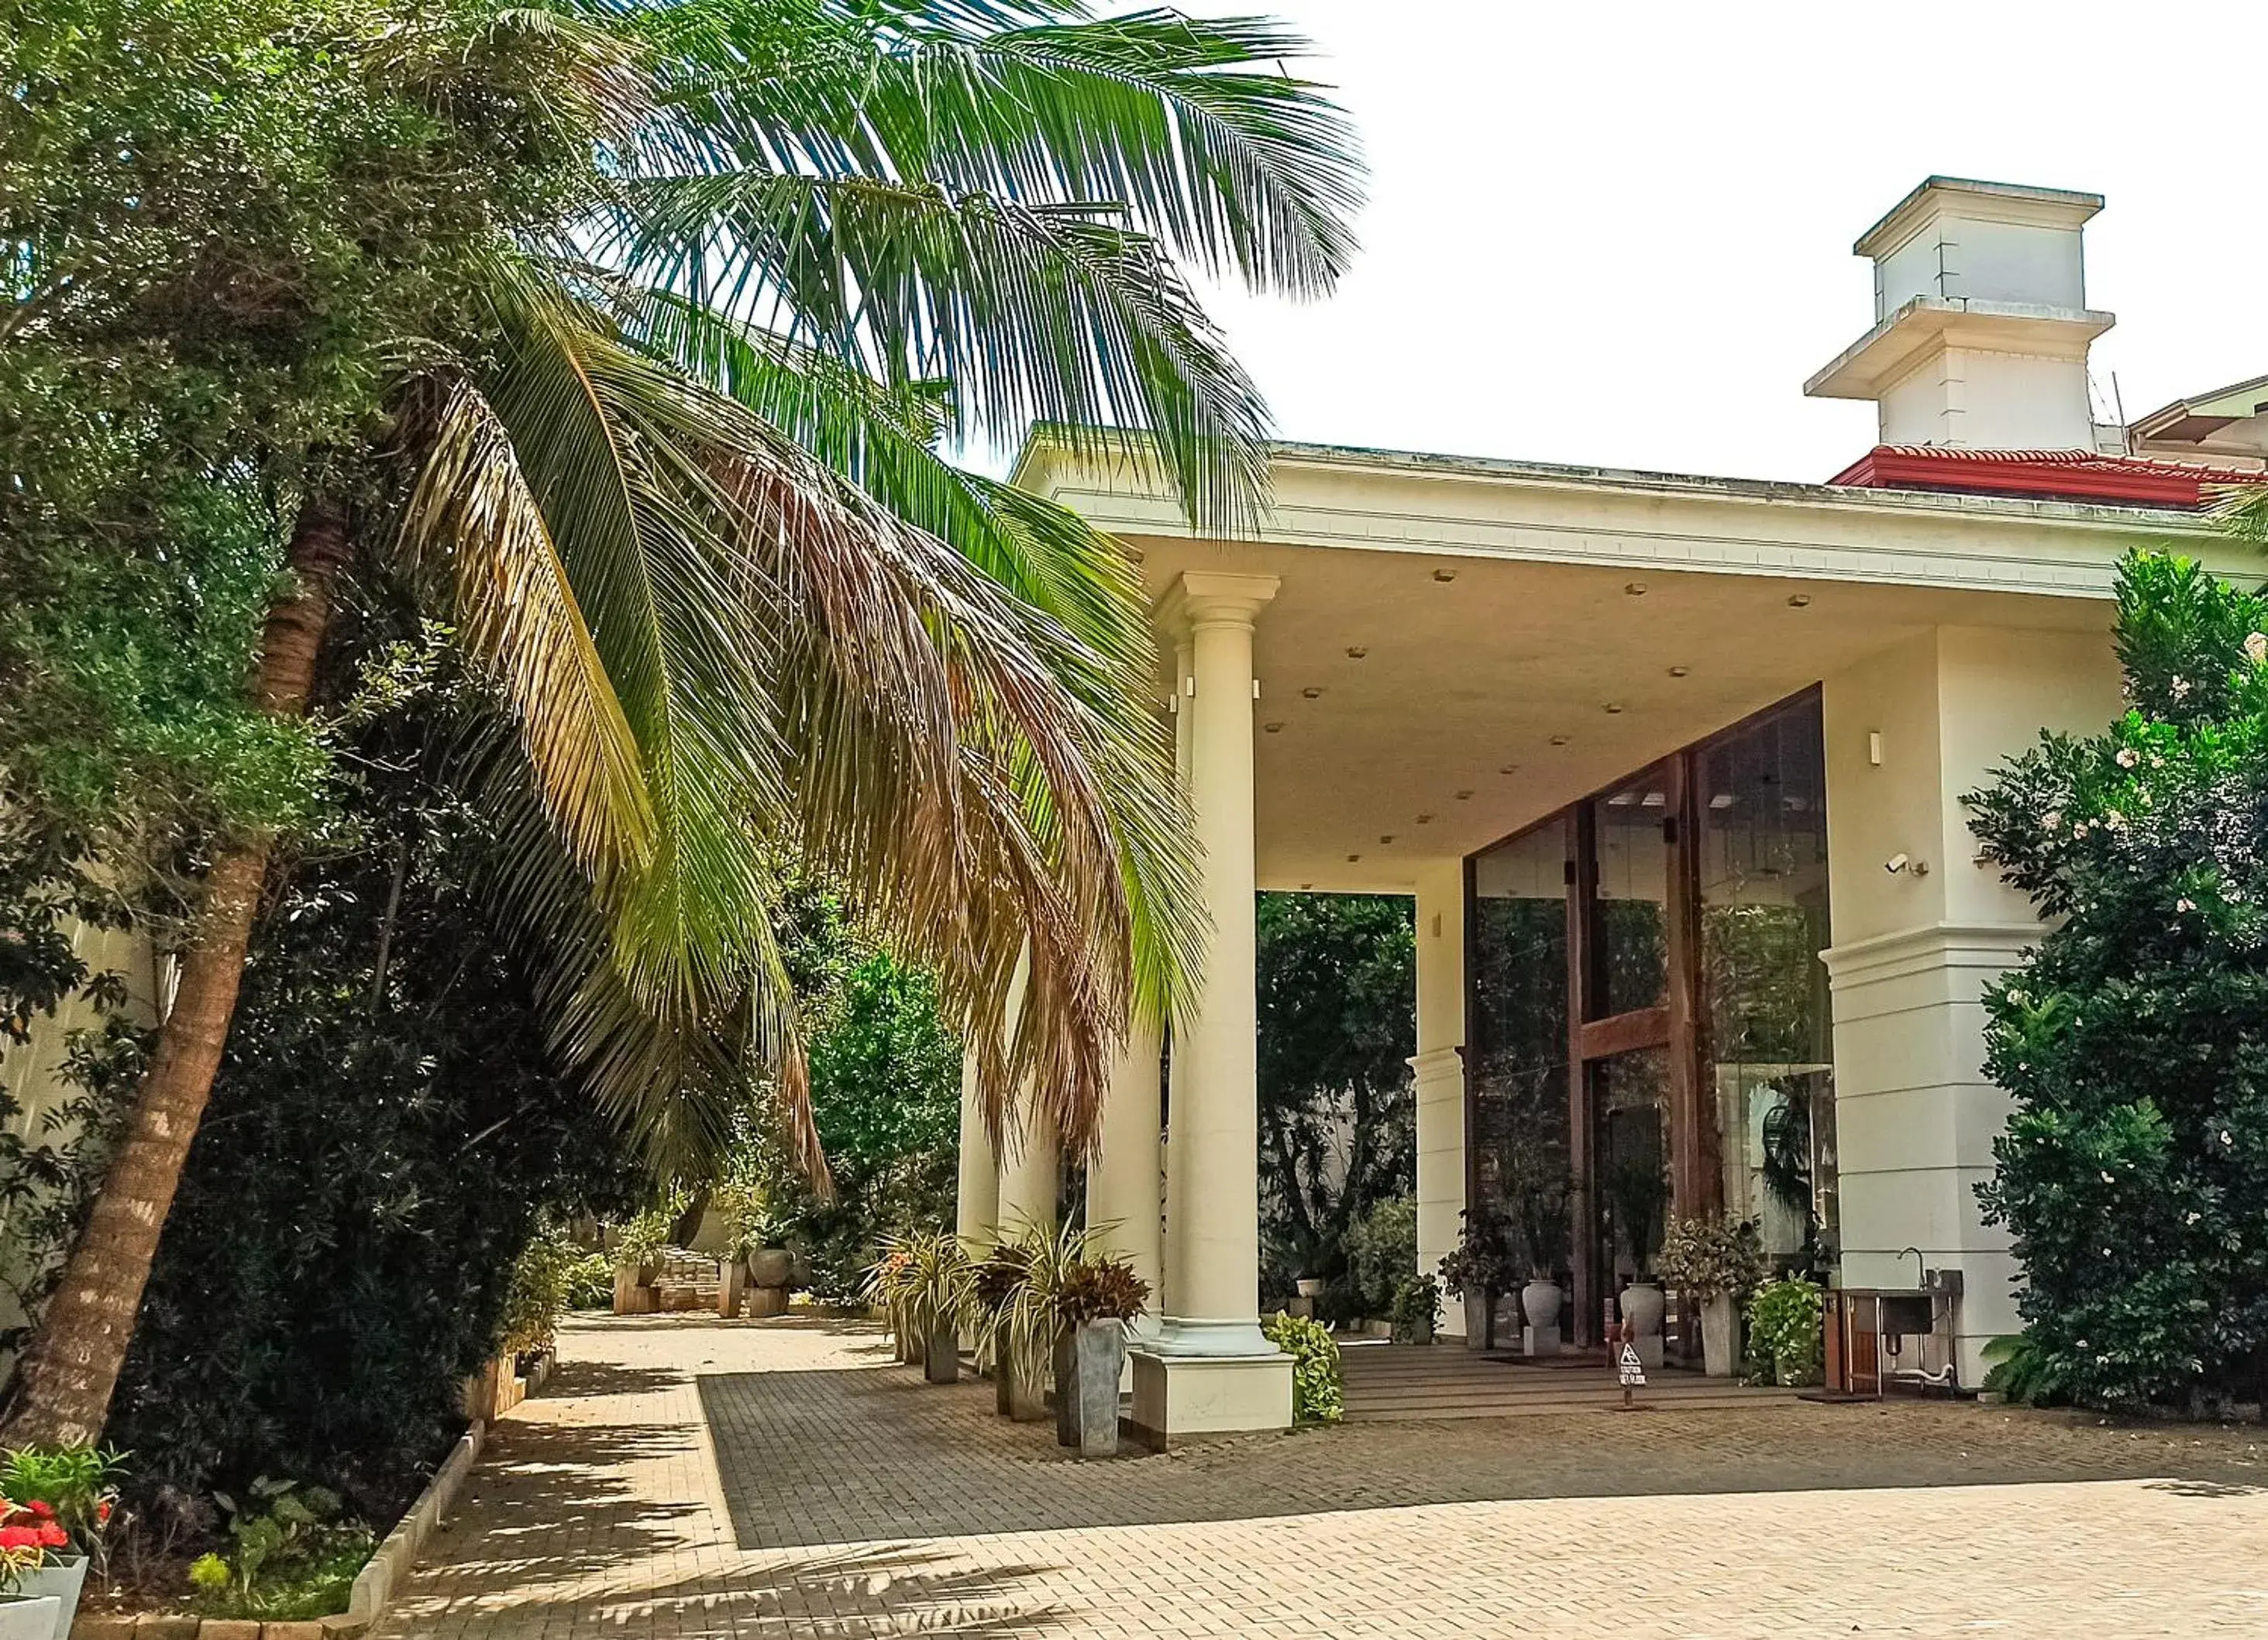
(1617, 1343, 1647, 1388)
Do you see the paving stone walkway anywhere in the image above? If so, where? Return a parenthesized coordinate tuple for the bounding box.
(377, 1312, 2268, 1638)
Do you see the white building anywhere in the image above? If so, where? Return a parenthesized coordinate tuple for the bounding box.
(968, 177, 2268, 1443)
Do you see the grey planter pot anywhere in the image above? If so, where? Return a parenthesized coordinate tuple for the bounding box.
(0, 1594, 59, 1640)
(997, 1348, 1049, 1422)
(924, 1319, 959, 1384)
(1462, 1291, 1494, 1350)
(19, 1553, 85, 1637)
(1055, 1320, 1125, 1457)
(747, 1247, 793, 1289)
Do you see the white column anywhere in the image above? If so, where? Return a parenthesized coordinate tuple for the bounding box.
(996, 1116, 1058, 1241)
(954, 1051, 999, 1248)
(1088, 1016, 1165, 1338)
(1410, 859, 1468, 1333)
(1820, 624, 2122, 1385)
(1154, 570, 1278, 1353)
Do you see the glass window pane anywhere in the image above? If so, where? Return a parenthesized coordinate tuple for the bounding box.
(1591, 768, 1671, 1016)
(1699, 700, 1837, 1277)
(1595, 1047, 1670, 1283)
(1469, 822, 1571, 1233)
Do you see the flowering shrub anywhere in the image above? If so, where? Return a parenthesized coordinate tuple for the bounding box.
(1261, 1312, 1344, 1423)
(1967, 549, 2268, 1410)
(1745, 1277, 1823, 1387)
(1656, 1215, 1766, 1301)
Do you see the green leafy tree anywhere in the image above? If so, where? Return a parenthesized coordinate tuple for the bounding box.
(1968, 549, 2268, 1411)
(2, 0, 1361, 1443)
(1254, 893, 1414, 1310)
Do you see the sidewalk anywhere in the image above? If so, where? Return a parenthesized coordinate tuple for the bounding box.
(377, 1312, 2268, 1638)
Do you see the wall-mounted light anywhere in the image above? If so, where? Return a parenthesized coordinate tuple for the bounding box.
(1868, 731, 1883, 766)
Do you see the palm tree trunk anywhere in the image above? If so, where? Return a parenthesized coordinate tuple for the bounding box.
(2, 497, 349, 1449)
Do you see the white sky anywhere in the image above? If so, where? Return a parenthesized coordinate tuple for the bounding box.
(1189, 0, 2268, 484)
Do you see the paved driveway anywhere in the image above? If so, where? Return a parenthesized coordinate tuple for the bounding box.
(377, 1313, 2268, 1638)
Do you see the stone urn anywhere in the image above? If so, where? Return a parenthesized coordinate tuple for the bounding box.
(1055, 1319, 1126, 1457)
(747, 1246, 793, 1288)
(1700, 1292, 1740, 1378)
(1620, 1280, 1666, 1367)
(1520, 1278, 1562, 1332)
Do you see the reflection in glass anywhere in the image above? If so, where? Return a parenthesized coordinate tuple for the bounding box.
(1469, 822, 1570, 1229)
(1592, 768, 1669, 1016)
(1594, 1047, 1669, 1282)
(1699, 700, 1837, 1275)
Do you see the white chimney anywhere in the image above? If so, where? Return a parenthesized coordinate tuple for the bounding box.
(1805, 177, 2115, 452)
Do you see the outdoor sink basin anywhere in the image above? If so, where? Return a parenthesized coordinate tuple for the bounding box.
(1877, 1293, 1936, 1337)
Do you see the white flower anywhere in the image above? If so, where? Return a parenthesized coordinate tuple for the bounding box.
(2172, 676, 2193, 699)
(2222, 1130, 2235, 1147)
(2104, 810, 2125, 830)
(2177, 898, 2197, 913)
(2116, 747, 2139, 768)
(2100, 1171, 2116, 1184)
(2247, 631, 2266, 664)
(2186, 1212, 2202, 1226)
(2043, 810, 2063, 830)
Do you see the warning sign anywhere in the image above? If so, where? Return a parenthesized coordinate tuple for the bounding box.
(1617, 1343, 1647, 1388)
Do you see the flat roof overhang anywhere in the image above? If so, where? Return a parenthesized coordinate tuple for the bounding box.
(1014, 438, 2225, 893)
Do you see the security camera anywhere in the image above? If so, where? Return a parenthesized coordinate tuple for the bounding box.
(1885, 853, 1908, 875)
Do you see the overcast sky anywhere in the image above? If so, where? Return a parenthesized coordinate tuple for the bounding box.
(1186, 0, 2266, 485)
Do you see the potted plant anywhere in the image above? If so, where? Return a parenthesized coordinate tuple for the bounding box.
(972, 1239, 1041, 1418)
(1656, 1215, 1766, 1377)
(0, 1490, 71, 1640)
(869, 1230, 976, 1384)
(1389, 1273, 1440, 1345)
(1435, 1208, 1515, 1350)
(1513, 1181, 1571, 1352)
(1605, 1159, 1669, 1356)
(860, 1243, 921, 1362)
(609, 1202, 675, 1315)
(3, 1446, 117, 1638)
(1053, 1254, 1150, 1456)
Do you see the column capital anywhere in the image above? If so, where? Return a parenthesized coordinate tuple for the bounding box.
(1158, 571, 1279, 636)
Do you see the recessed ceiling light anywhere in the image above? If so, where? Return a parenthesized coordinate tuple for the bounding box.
(1345, 646, 1368, 659)
(1603, 701, 1625, 714)
(1667, 665, 1690, 678)
(1347, 853, 1361, 863)
(1499, 765, 1519, 775)
(1416, 813, 1433, 824)
(1625, 582, 1648, 597)
(1549, 734, 1570, 747)
(1432, 568, 1458, 583)
(1301, 686, 1324, 700)
(1455, 789, 1475, 800)
(1379, 834, 1396, 844)
(1299, 881, 1314, 889)
(1263, 721, 1285, 733)
(1787, 593, 1812, 608)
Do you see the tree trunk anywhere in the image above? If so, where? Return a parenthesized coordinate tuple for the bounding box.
(2, 497, 349, 1449)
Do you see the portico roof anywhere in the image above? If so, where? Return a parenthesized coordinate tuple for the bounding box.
(1013, 436, 2229, 894)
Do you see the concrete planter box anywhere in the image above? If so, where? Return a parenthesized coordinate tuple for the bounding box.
(717, 1260, 746, 1318)
(1462, 1291, 1495, 1350)
(1055, 1322, 1125, 1457)
(0, 1594, 59, 1639)
(19, 1552, 85, 1635)
(924, 1319, 960, 1384)
(996, 1349, 1048, 1422)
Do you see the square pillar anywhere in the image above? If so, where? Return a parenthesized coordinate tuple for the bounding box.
(1410, 860, 1468, 1334)
(1820, 625, 2121, 1384)
(1132, 570, 1291, 1443)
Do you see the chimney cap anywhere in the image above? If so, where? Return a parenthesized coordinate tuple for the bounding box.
(1854, 175, 2105, 259)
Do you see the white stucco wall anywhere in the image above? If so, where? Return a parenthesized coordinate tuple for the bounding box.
(1410, 860, 1467, 1332)
(1821, 624, 2122, 1381)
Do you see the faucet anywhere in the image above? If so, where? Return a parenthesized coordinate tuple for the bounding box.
(1898, 1246, 1926, 1288)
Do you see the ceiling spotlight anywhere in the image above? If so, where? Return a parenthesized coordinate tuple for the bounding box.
(1549, 734, 1570, 747)
(1263, 721, 1285, 734)
(1416, 813, 1433, 824)
(1625, 581, 1648, 597)
(1301, 686, 1324, 700)
(1499, 765, 1519, 775)
(1347, 853, 1362, 863)
(1345, 646, 1369, 659)
(1787, 593, 1812, 608)
(1379, 834, 1396, 844)
(1667, 665, 1690, 678)
(1455, 789, 1475, 800)
(1299, 882, 1314, 890)
(1603, 701, 1625, 714)
(1432, 567, 1458, 583)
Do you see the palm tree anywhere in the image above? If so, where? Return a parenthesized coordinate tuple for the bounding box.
(2, 0, 1360, 1444)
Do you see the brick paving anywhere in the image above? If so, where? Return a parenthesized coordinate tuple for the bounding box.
(377, 1312, 2268, 1638)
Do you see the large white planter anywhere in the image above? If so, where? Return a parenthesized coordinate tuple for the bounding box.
(1520, 1280, 1562, 1332)
(1619, 1281, 1665, 1339)
(1700, 1293, 1740, 1378)
(0, 1594, 59, 1640)
(18, 1552, 84, 1638)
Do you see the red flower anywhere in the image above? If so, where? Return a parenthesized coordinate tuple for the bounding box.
(95, 1502, 112, 1525)
(24, 1503, 52, 1521)
(0, 1528, 37, 1552)
(36, 1525, 64, 1549)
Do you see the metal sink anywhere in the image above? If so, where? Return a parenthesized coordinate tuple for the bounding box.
(1877, 1293, 1936, 1336)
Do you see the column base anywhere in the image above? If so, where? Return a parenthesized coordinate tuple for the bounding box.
(1145, 1315, 1278, 1356)
(1127, 1347, 1292, 1449)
